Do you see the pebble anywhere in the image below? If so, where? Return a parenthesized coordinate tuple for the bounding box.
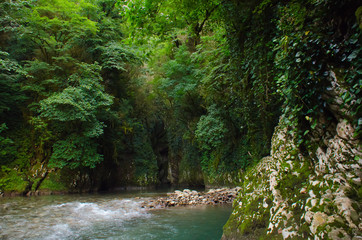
(141, 188, 240, 209)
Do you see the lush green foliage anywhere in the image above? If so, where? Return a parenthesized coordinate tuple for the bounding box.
(272, 0, 361, 143)
(0, 0, 360, 193)
(0, 0, 156, 192)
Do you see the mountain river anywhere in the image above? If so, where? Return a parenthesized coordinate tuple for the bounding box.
(0, 190, 232, 240)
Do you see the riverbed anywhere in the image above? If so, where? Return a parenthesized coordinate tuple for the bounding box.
(0, 190, 232, 239)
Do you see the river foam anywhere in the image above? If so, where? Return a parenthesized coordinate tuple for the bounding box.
(0, 197, 150, 239)
(0, 192, 231, 240)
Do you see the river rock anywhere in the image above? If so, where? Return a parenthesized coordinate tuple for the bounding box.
(142, 188, 240, 209)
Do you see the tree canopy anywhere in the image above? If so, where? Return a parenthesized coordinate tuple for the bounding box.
(0, 0, 360, 193)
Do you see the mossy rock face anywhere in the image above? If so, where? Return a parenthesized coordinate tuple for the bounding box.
(178, 157, 205, 186)
(222, 156, 276, 239)
(203, 170, 242, 188)
(222, 115, 362, 240)
(38, 171, 68, 191)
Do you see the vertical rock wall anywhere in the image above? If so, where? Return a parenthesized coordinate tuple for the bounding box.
(222, 72, 361, 239)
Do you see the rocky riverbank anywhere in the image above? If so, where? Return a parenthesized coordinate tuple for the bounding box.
(141, 188, 241, 209)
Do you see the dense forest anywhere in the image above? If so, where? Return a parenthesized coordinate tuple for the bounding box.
(0, 0, 360, 196)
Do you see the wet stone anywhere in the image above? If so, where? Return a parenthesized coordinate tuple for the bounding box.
(142, 188, 240, 209)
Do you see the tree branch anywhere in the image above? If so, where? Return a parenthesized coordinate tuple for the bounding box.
(196, 0, 225, 34)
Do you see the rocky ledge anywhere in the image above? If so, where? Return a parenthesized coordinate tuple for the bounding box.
(142, 188, 241, 209)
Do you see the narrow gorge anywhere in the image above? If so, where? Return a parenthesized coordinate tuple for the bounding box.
(0, 0, 361, 239)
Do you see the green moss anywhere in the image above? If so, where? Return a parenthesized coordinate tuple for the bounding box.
(292, 201, 307, 223)
(38, 172, 68, 191)
(204, 170, 241, 187)
(31, 178, 42, 191)
(0, 167, 28, 192)
(317, 219, 353, 237)
(346, 185, 362, 201)
(299, 223, 312, 239)
(223, 212, 240, 235)
(258, 232, 283, 240)
(276, 161, 311, 199)
(179, 156, 204, 184)
(228, 196, 270, 236)
(135, 174, 158, 186)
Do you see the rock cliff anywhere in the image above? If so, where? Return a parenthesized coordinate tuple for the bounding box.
(222, 72, 361, 239)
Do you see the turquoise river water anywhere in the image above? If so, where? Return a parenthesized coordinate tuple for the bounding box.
(0, 190, 232, 240)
